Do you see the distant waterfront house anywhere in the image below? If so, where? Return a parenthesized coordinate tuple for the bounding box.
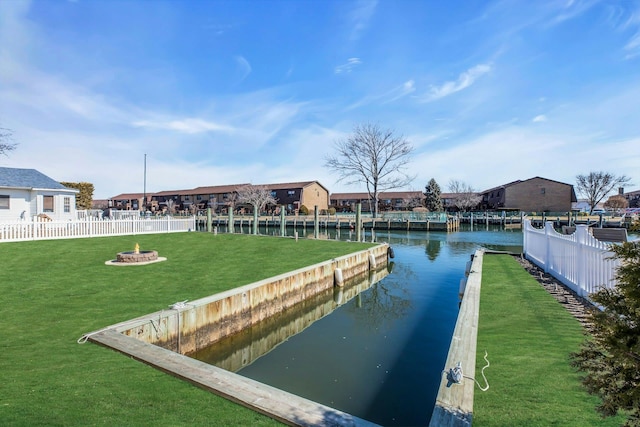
(264, 181, 330, 213)
(330, 191, 424, 213)
(109, 193, 150, 211)
(622, 189, 640, 208)
(479, 176, 577, 212)
(0, 167, 78, 221)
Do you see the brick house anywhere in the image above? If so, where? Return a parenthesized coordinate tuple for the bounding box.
(479, 177, 577, 212)
(622, 189, 640, 208)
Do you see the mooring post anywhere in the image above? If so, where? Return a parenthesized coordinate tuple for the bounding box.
(206, 208, 212, 233)
(280, 205, 286, 237)
(228, 208, 234, 234)
(356, 203, 362, 242)
(252, 209, 258, 235)
(314, 205, 319, 239)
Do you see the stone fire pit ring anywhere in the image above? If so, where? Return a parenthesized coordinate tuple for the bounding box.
(105, 250, 167, 266)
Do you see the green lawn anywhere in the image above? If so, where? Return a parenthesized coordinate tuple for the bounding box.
(474, 254, 626, 426)
(0, 232, 374, 426)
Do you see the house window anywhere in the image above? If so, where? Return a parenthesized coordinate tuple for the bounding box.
(288, 190, 295, 196)
(0, 195, 9, 209)
(64, 197, 71, 213)
(43, 196, 54, 212)
(540, 188, 546, 194)
(271, 191, 277, 197)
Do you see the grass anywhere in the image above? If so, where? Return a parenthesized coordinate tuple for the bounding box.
(474, 254, 626, 426)
(0, 232, 374, 426)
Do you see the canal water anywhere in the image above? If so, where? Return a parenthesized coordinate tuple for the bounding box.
(192, 225, 523, 426)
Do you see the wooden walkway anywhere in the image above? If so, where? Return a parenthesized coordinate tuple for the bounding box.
(429, 249, 484, 426)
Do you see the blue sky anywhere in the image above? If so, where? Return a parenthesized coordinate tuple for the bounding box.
(1, 0, 639, 199)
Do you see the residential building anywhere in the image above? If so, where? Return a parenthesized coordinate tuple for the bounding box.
(479, 177, 577, 212)
(0, 167, 78, 221)
(110, 180, 330, 214)
(622, 189, 640, 208)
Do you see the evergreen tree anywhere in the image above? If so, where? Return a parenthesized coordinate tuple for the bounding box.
(571, 241, 640, 426)
(424, 178, 443, 212)
(61, 181, 94, 210)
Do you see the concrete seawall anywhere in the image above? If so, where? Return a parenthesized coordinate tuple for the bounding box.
(95, 243, 389, 355)
(83, 243, 390, 427)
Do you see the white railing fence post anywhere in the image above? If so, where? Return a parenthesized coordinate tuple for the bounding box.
(575, 225, 589, 297)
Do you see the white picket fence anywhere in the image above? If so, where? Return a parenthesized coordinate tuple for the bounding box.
(523, 219, 620, 297)
(0, 216, 197, 242)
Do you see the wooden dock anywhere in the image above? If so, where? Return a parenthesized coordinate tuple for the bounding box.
(429, 249, 484, 426)
(199, 216, 461, 232)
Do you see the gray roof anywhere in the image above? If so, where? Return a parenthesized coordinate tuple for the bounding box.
(0, 167, 69, 190)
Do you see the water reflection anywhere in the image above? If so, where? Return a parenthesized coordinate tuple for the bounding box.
(194, 225, 523, 426)
(192, 268, 389, 372)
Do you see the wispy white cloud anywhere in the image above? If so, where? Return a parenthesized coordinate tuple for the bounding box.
(347, 0, 378, 42)
(384, 80, 416, 103)
(550, 0, 599, 26)
(335, 57, 362, 74)
(532, 114, 547, 123)
(132, 118, 234, 134)
(346, 79, 415, 110)
(624, 31, 640, 59)
(421, 64, 492, 102)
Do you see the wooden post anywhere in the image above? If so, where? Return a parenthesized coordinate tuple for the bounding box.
(313, 206, 319, 239)
(252, 209, 258, 235)
(356, 203, 362, 242)
(280, 205, 286, 237)
(206, 208, 212, 233)
(228, 209, 234, 234)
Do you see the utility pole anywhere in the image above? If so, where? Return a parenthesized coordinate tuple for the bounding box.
(143, 153, 147, 212)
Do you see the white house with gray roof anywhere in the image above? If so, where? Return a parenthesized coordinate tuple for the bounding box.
(0, 167, 78, 221)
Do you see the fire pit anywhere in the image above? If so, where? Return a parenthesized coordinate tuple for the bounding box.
(116, 250, 159, 263)
(105, 243, 166, 266)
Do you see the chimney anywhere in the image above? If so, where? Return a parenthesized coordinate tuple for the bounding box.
(619, 187, 624, 195)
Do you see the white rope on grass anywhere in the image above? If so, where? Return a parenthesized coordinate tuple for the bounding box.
(465, 350, 490, 392)
(443, 350, 490, 392)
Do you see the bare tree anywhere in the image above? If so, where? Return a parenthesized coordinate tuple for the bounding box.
(400, 193, 424, 210)
(576, 172, 632, 214)
(0, 128, 17, 156)
(165, 199, 176, 215)
(448, 179, 482, 211)
(603, 195, 628, 211)
(325, 123, 415, 218)
(237, 184, 278, 235)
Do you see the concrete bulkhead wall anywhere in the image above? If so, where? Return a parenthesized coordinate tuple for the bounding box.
(111, 243, 389, 355)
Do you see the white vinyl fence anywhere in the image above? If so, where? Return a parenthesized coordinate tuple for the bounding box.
(523, 219, 620, 297)
(0, 215, 196, 242)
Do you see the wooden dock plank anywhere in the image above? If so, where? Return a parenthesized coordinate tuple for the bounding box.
(89, 330, 379, 427)
(429, 250, 483, 427)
